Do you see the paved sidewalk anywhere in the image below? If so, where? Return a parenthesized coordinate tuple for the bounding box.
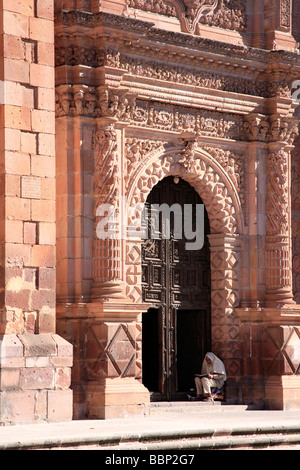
(1, 408, 300, 450)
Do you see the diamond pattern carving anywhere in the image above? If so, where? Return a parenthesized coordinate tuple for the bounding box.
(85, 322, 138, 379)
(264, 326, 300, 375)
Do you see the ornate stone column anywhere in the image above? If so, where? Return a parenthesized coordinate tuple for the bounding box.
(91, 118, 125, 300)
(80, 106, 150, 419)
(265, 145, 294, 306)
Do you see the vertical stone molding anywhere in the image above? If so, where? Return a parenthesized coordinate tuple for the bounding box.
(208, 233, 243, 397)
(265, 148, 294, 306)
(91, 119, 124, 300)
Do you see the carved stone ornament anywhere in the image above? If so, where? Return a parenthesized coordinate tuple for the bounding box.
(279, 0, 291, 30)
(243, 114, 299, 144)
(94, 123, 119, 206)
(128, 144, 243, 235)
(266, 150, 289, 237)
(126, 0, 247, 33)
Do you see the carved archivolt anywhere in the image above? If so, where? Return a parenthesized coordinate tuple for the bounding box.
(127, 144, 243, 235)
(125, 143, 243, 304)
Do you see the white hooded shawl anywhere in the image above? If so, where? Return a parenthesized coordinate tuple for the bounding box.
(201, 352, 227, 381)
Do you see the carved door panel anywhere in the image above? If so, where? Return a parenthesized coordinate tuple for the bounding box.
(142, 177, 211, 401)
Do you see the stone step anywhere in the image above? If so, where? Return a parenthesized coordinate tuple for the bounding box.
(150, 401, 251, 415)
(97, 431, 300, 451)
(3, 409, 300, 451)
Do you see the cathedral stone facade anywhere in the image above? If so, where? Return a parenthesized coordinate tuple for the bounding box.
(1, 0, 300, 424)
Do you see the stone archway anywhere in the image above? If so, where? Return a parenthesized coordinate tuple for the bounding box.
(125, 143, 244, 399)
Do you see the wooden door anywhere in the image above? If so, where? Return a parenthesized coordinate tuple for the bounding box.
(142, 177, 211, 400)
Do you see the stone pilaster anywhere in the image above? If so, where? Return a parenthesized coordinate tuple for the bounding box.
(265, 146, 294, 306)
(91, 118, 125, 300)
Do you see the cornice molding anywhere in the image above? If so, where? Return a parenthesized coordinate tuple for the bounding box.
(55, 10, 300, 68)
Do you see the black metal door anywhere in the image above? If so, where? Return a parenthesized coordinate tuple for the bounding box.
(142, 177, 211, 401)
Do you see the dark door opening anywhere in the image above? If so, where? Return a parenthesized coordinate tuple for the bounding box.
(142, 176, 211, 401)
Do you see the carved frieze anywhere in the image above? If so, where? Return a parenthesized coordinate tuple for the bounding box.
(199, 0, 247, 31)
(55, 86, 245, 140)
(131, 100, 244, 139)
(55, 44, 296, 101)
(114, 53, 269, 97)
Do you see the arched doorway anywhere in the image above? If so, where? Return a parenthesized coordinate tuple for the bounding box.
(141, 176, 211, 401)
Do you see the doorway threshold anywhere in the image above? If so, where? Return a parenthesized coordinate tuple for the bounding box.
(150, 401, 253, 415)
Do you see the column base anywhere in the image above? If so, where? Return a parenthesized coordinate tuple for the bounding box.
(265, 376, 300, 410)
(0, 333, 73, 425)
(73, 378, 150, 420)
(236, 304, 300, 410)
(91, 281, 126, 301)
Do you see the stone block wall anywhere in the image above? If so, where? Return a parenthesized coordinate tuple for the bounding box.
(0, 333, 72, 424)
(0, 1, 73, 424)
(0, 0, 56, 335)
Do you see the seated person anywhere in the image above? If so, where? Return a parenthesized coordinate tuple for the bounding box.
(189, 352, 226, 402)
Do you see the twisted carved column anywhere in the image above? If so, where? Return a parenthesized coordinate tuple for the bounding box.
(91, 118, 124, 300)
(265, 146, 294, 306)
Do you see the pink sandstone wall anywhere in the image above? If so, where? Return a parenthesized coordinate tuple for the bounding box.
(0, 0, 73, 425)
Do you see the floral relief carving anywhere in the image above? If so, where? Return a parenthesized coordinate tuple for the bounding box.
(55, 85, 136, 120)
(130, 100, 243, 139)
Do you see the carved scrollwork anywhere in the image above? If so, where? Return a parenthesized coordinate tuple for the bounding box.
(126, 0, 247, 33)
